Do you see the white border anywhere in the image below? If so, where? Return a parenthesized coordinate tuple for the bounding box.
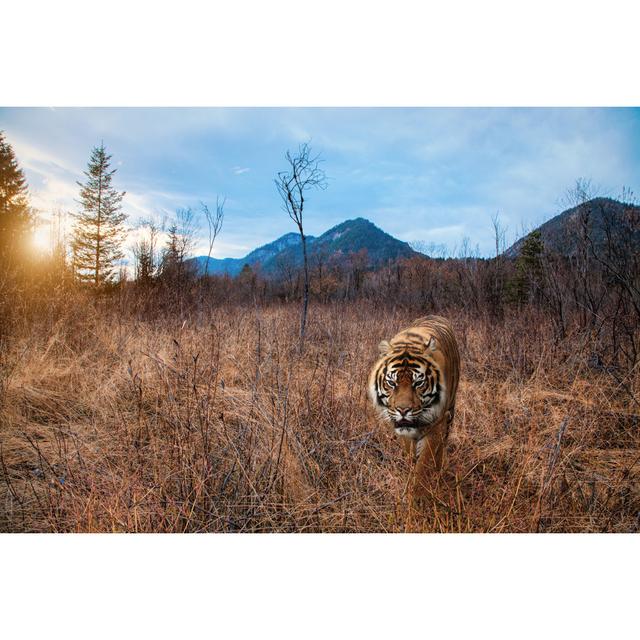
(1, 534, 638, 639)
(1, 1, 639, 106)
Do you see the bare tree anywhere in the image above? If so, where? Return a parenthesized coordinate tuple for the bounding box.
(175, 207, 197, 261)
(409, 240, 449, 259)
(275, 142, 327, 349)
(274, 252, 298, 301)
(201, 197, 225, 276)
(491, 211, 508, 258)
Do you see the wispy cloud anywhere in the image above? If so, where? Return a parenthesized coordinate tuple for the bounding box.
(1, 107, 639, 258)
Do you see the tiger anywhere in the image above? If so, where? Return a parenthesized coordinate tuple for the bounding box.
(367, 315, 460, 489)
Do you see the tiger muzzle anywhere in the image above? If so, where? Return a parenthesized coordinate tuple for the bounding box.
(394, 417, 423, 434)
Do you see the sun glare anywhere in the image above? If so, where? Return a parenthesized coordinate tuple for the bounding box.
(32, 224, 51, 253)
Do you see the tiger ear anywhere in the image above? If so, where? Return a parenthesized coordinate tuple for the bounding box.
(378, 340, 391, 355)
(427, 336, 437, 351)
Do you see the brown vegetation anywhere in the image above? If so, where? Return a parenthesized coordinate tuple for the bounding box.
(1, 292, 638, 532)
(1, 138, 638, 532)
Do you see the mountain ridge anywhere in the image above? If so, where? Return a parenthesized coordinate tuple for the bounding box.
(504, 197, 640, 258)
(189, 217, 418, 276)
(189, 198, 640, 276)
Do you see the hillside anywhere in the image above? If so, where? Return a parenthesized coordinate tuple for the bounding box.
(190, 217, 418, 276)
(189, 232, 309, 276)
(505, 197, 640, 257)
(269, 217, 417, 274)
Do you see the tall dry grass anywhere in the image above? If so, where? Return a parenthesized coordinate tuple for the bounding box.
(1, 298, 638, 532)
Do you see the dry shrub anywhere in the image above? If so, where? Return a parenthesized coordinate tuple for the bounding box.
(1, 297, 638, 532)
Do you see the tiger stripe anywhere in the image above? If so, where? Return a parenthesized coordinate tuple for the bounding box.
(368, 314, 461, 482)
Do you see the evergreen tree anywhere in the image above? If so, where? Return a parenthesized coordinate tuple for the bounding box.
(133, 237, 155, 285)
(132, 220, 158, 286)
(0, 131, 32, 266)
(507, 229, 544, 303)
(159, 224, 182, 281)
(159, 209, 196, 283)
(71, 143, 126, 287)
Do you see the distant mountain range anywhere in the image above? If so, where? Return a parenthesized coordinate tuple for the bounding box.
(189, 218, 418, 276)
(504, 197, 640, 258)
(189, 198, 640, 277)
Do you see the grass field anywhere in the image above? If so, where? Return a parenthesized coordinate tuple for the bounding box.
(1, 299, 638, 532)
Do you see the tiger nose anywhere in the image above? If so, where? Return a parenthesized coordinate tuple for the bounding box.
(397, 407, 412, 417)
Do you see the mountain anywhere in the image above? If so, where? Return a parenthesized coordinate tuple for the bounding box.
(266, 218, 417, 274)
(189, 217, 418, 276)
(504, 197, 640, 258)
(309, 217, 416, 265)
(189, 231, 311, 276)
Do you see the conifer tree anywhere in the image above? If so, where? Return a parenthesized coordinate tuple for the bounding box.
(159, 224, 183, 282)
(159, 208, 196, 283)
(132, 220, 158, 286)
(507, 229, 544, 303)
(0, 131, 32, 266)
(71, 143, 126, 287)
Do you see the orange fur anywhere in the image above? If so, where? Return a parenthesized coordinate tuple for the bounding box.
(368, 315, 461, 497)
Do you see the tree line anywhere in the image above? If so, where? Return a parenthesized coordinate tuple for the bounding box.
(0, 133, 228, 292)
(0, 133, 324, 352)
(1, 131, 638, 374)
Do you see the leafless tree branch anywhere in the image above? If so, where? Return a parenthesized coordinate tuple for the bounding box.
(201, 196, 225, 276)
(274, 142, 327, 350)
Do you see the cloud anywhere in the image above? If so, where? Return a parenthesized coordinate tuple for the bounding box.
(2, 107, 638, 259)
(10, 135, 82, 177)
(398, 224, 466, 244)
(28, 175, 79, 213)
(191, 239, 251, 258)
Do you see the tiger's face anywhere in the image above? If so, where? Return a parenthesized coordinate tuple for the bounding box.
(370, 343, 443, 440)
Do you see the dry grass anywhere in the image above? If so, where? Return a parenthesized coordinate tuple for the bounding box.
(1, 300, 638, 532)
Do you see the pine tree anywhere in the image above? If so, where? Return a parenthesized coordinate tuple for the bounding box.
(159, 209, 196, 284)
(507, 229, 544, 303)
(159, 224, 182, 281)
(0, 130, 32, 266)
(133, 237, 155, 285)
(71, 143, 126, 287)
(132, 220, 158, 286)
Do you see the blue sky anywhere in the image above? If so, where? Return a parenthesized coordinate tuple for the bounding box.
(1, 107, 639, 258)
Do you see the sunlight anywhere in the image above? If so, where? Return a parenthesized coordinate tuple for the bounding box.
(31, 223, 51, 253)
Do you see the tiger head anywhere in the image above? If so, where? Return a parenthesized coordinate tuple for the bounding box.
(368, 336, 444, 440)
